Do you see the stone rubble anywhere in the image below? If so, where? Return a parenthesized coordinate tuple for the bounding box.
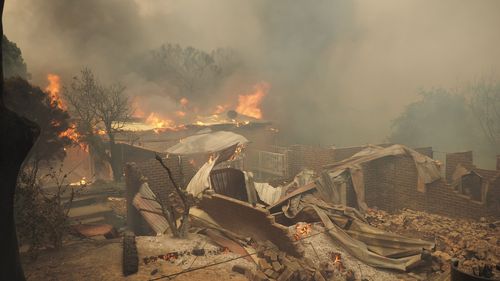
(233, 240, 378, 281)
(365, 208, 500, 279)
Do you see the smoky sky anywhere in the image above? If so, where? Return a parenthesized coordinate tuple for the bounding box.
(5, 0, 500, 146)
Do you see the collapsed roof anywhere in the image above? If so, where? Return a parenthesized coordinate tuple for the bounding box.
(174, 144, 437, 271)
(317, 144, 442, 212)
(166, 130, 249, 155)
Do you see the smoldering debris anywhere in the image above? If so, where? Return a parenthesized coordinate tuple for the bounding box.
(123, 139, 483, 281)
(366, 208, 500, 279)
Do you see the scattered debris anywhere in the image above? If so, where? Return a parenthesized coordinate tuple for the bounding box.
(192, 248, 206, 256)
(235, 241, 359, 281)
(198, 193, 304, 257)
(124, 142, 496, 280)
(275, 193, 434, 271)
(200, 228, 256, 263)
(143, 246, 230, 265)
(366, 208, 500, 279)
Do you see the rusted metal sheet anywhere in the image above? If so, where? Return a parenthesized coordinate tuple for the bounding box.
(198, 193, 303, 257)
(210, 168, 248, 202)
(132, 183, 170, 235)
(267, 182, 316, 211)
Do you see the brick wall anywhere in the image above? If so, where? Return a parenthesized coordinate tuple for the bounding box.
(332, 146, 365, 162)
(288, 145, 335, 176)
(114, 143, 167, 179)
(125, 155, 197, 234)
(488, 178, 500, 211)
(124, 163, 154, 235)
(361, 155, 499, 219)
(135, 156, 196, 207)
(330, 143, 394, 163)
(445, 151, 474, 182)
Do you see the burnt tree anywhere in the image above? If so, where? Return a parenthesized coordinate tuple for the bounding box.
(65, 68, 131, 181)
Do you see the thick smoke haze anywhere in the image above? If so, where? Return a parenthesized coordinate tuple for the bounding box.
(4, 0, 500, 147)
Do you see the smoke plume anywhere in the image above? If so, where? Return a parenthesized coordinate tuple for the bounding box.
(5, 0, 500, 147)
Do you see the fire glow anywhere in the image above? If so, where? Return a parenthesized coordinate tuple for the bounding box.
(45, 74, 90, 151)
(144, 112, 185, 133)
(45, 74, 66, 110)
(59, 124, 88, 151)
(293, 223, 312, 241)
(213, 104, 230, 115)
(130, 81, 270, 132)
(330, 252, 345, 272)
(236, 82, 269, 119)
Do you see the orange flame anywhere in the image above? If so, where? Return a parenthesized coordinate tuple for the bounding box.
(180, 97, 189, 107)
(330, 252, 345, 271)
(213, 104, 230, 115)
(45, 74, 89, 151)
(333, 253, 341, 263)
(45, 74, 66, 110)
(59, 124, 88, 152)
(293, 223, 312, 241)
(145, 112, 182, 133)
(236, 82, 269, 119)
(131, 97, 146, 118)
(175, 110, 186, 118)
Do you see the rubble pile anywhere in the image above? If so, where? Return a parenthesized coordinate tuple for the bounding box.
(234, 241, 355, 281)
(143, 246, 229, 265)
(366, 208, 500, 278)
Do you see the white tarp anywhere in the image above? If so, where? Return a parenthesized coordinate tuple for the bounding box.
(185, 156, 219, 197)
(166, 131, 248, 155)
(254, 182, 283, 205)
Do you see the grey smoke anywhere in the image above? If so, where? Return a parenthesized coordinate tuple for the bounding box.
(4, 0, 500, 147)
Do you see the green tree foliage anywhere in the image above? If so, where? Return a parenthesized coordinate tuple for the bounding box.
(2, 35, 29, 79)
(469, 78, 500, 149)
(4, 77, 72, 162)
(134, 44, 240, 100)
(389, 88, 480, 152)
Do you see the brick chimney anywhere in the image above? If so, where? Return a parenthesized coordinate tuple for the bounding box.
(445, 151, 473, 182)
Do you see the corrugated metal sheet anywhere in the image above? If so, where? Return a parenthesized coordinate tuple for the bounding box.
(132, 183, 170, 235)
(210, 168, 248, 202)
(166, 131, 248, 155)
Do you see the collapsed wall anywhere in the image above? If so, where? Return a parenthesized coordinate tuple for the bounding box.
(363, 155, 499, 219)
(125, 156, 196, 235)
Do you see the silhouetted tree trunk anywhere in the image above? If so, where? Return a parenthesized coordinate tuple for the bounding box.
(0, 1, 40, 280)
(108, 132, 122, 181)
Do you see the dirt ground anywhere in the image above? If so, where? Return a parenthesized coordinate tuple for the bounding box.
(22, 230, 429, 281)
(22, 234, 251, 281)
(22, 183, 485, 281)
